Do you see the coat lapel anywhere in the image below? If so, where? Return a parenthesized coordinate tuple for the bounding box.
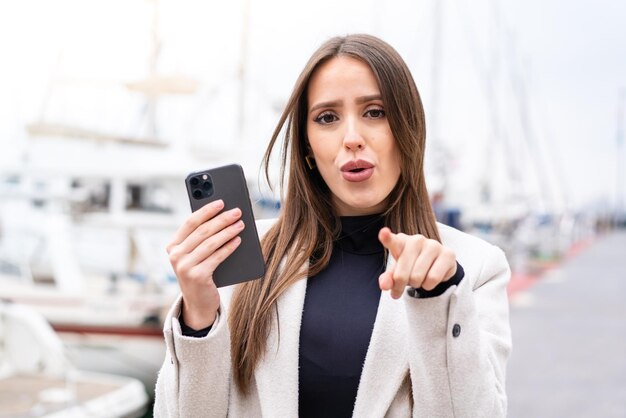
(254, 275, 307, 417)
(252, 256, 408, 417)
(352, 256, 409, 418)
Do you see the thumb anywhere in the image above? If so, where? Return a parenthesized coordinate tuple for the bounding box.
(379, 265, 395, 291)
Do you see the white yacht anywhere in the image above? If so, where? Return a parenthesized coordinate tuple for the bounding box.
(0, 300, 148, 417)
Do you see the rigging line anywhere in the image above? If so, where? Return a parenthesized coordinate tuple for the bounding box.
(403, 0, 434, 72)
(457, 0, 563, 212)
(453, 0, 521, 201)
(454, 0, 489, 89)
(36, 49, 66, 124)
(501, 28, 550, 209)
(496, 9, 570, 211)
(486, 0, 535, 200)
(616, 89, 626, 213)
(236, 0, 251, 146)
(429, 0, 444, 143)
(504, 29, 567, 212)
(530, 75, 573, 210)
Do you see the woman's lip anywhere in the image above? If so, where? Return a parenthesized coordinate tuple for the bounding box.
(341, 167, 374, 182)
(340, 159, 374, 171)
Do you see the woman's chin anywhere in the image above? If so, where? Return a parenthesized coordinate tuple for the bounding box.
(333, 196, 387, 216)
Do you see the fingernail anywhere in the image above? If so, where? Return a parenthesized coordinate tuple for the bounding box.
(235, 220, 244, 229)
(211, 199, 224, 208)
(231, 208, 242, 217)
(233, 236, 242, 245)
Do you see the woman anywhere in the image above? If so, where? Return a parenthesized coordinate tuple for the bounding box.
(155, 34, 511, 417)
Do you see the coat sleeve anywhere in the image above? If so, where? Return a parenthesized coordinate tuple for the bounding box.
(153, 218, 276, 417)
(404, 244, 512, 418)
(153, 295, 232, 418)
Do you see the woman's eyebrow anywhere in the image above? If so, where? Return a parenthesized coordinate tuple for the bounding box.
(309, 95, 383, 115)
(309, 100, 341, 114)
(356, 94, 382, 104)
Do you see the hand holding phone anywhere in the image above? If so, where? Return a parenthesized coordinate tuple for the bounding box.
(166, 164, 265, 330)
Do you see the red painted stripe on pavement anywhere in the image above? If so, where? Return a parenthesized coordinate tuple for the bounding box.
(52, 323, 163, 338)
(507, 237, 595, 296)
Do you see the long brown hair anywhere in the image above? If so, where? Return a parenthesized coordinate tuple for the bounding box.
(228, 34, 440, 394)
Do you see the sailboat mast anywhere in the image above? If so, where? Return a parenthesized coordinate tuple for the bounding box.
(147, 0, 160, 140)
(237, 0, 251, 145)
(616, 88, 626, 217)
(430, 0, 443, 142)
(482, 0, 502, 206)
(428, 0, 448, 198)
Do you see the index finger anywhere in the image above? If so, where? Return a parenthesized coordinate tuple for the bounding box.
(378, 227, 406, 260)
(168, 199, 225, 249)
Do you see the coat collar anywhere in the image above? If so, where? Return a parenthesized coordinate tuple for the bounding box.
(253, 256, 408, 417)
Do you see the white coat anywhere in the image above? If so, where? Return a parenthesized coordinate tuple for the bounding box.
(154, 220, 512, 417)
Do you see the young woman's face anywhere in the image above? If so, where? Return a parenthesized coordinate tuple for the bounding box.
(306, 56, 402, 216)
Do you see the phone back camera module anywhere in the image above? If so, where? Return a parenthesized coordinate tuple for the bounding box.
(190, 175, 213, 199)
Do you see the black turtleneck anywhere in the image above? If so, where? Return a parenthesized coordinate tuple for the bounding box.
(298, 214, 386, 418)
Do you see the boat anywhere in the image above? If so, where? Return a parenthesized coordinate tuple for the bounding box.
(0, 300, 148, 417)
(0, 171, 182, 393)
(0, 164, 277, 393)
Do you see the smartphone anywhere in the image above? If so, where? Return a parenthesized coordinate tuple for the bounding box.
(185, 164, 265, 288)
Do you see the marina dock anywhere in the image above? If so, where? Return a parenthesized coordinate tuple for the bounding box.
(507, 231, 626, 417)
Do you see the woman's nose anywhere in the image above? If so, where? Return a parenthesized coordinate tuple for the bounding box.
(343, 118, 365, 150)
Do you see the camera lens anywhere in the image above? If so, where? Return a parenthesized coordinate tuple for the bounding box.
(192, 190, 202, 199)
(190, 177, 200, 186)
(202, 181, 213, 191)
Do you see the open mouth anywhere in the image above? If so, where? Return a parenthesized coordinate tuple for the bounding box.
(340, 159, 374, 173)
(340, 159, 375, 182)
(341, 160, 374, 182)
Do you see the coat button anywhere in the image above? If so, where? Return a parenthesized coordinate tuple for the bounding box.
(452, 324, 461, 338)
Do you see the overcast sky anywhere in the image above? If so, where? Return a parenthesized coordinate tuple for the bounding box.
(503, 0, 626, 212)
(0, 0, 624, 212)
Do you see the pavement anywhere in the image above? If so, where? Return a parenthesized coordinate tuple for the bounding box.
(507, 231, 626, 417)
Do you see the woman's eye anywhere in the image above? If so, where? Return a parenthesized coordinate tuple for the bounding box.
(365, 108, 385, 119)
(315, 112, 338, 124)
